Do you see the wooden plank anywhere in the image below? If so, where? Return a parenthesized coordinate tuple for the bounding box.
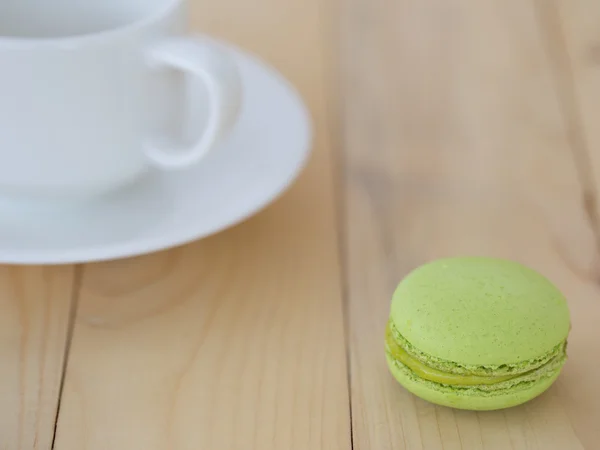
(52, 0, 350, 449)
(541, 0, 600, 240)
(340, 0, 600, 448)
(537, 0, 600, 446)
(0, 265, 75, 450)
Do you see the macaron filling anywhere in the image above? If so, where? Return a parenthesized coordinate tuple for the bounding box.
(385, 321, 567, 389)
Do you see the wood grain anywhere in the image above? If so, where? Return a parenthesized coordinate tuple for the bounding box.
(52, 0, 350, 449)
(0, 266, 75, 450)
(339, 0, 600, 449)
(543, 0, 600, 275)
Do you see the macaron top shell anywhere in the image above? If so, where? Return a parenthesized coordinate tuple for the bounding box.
(391, 257, 571, 368)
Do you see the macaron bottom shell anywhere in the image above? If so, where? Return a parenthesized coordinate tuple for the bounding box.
(386, 353, 561, 411)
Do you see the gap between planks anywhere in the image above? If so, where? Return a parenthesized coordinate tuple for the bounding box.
(51, 265, 83, 450)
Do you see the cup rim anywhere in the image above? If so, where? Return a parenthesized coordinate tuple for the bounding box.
(0, 0, 182, 47)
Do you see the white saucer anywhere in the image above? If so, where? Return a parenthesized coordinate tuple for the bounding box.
(0, 42, 312, 265)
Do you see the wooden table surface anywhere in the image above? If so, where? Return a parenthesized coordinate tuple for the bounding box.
(3, 0, 600, 448)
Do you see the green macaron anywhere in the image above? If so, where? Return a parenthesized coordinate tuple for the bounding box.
(385, 257, 570, 411)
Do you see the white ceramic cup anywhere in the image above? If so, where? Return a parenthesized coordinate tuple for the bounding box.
(0, 0, 242, 199)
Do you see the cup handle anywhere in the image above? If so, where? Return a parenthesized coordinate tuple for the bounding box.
(143, 37, 242, 169)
